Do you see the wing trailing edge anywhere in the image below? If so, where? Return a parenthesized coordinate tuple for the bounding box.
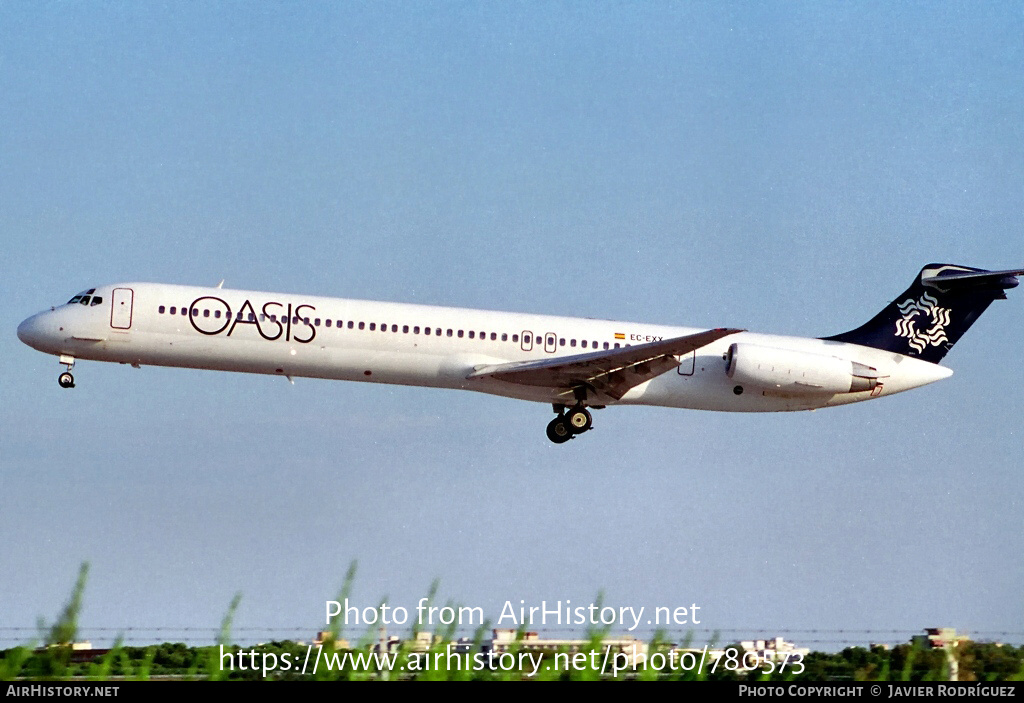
(468, 328, 743, 402)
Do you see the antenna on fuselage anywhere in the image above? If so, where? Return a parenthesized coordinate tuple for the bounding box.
(216, 279, 224, 289)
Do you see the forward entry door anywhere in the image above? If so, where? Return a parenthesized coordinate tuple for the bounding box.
(111, 288, 134, 329)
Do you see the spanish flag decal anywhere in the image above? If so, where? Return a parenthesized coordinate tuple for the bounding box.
(614, 333, 625, 340)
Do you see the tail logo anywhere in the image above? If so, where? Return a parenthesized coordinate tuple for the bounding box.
(895, 292, 951, 354)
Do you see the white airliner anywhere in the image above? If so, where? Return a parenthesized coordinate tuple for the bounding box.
(17, 263, 1023, 443)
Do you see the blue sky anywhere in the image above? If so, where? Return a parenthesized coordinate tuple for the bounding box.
(2, 2, 1022, 650)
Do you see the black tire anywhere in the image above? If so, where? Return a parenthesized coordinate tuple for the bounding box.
(58, 372, 75, 389)
(566, 406, 592, 433)
(546, 417, 573, 444)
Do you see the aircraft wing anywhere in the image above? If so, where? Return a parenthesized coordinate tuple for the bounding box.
(468, 328, 743, 402)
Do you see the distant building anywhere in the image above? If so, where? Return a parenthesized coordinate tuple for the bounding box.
(912, 628, 971, 650)
(313, 631, 351, 649)
(408, 631, 443, 652)
(487, 629, 647, 665)
(739, 636, 811, 663)
(910, 628, 971, 682)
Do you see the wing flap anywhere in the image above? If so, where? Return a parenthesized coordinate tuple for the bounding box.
(469, 328, 743, 401)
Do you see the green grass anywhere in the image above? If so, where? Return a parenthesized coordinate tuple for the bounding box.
(3, 562, 1022, 681)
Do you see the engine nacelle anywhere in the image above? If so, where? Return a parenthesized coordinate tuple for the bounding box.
(726, 343, 879, 395)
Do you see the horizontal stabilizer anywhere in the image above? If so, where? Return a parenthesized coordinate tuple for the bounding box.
(921, 266, 1024, 289)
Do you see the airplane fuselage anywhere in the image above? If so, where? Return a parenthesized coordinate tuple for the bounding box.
(18, 282, 953, 416)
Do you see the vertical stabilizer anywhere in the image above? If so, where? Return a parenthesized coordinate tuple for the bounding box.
(822, 264, 1023, 363)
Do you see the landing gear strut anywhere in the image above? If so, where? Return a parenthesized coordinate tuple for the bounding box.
(546, 403, 593, 444)
(58, 355, 76, 389)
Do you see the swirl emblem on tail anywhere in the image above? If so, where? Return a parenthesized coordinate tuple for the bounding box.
(895, 291, 951, 354)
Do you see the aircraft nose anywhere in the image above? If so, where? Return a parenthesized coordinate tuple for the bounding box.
(17, 313, 49, 350)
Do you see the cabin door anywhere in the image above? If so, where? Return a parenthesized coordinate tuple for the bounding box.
(111, 288, 134, 329)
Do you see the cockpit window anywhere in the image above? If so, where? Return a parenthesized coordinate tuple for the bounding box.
(67, 289, 96, 305)
(90, 296, 103, 306)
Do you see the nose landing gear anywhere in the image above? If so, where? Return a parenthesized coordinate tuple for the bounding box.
(546, 403, 594, 444)
(58, 355, 76, 389)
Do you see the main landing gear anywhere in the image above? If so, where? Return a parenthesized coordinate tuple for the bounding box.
(546, 404, 593, 444)
(58, 355, 76, 389)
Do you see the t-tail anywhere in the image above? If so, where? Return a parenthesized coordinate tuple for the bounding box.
(823, 263, 1024, 363)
